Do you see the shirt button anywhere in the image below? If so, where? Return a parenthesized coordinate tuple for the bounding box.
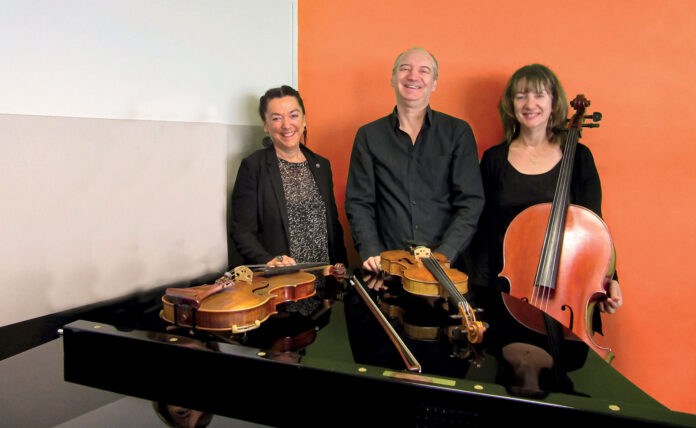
(411, 200, 416, 205)
(414, 225, 420, 230)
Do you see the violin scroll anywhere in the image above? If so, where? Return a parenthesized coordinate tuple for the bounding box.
(463, 314, 486, 344)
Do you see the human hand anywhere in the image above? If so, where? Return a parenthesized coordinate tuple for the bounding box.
(362, 255, 382, 273)
(266, 255, 297, 267)
(363, 273, 388, 291)
(598, 280, 623, 314)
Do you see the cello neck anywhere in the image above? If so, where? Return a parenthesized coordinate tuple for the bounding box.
(534, 95, 589, 290)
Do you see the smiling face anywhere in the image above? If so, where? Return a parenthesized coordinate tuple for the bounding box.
(263, 96, 306, 151)
(513, 79, 553, 132)
(391, 49, 438, 107)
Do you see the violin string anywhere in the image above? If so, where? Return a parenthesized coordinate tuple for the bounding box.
(424, 257, 475, 320)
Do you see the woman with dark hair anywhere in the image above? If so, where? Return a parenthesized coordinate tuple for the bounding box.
(467, 64, 622, 313)
(230, 85, 346, 267)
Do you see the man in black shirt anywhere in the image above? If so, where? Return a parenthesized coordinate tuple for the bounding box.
(345, 47, 484, 272)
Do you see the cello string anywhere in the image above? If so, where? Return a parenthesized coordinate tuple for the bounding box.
(543, 285, 551, 313)
(535, 127, 580, 312)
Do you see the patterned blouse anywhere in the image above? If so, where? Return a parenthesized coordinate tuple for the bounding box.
(277, 158, 330, 264)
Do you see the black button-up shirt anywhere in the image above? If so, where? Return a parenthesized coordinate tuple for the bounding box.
(345, 106, 484, 263)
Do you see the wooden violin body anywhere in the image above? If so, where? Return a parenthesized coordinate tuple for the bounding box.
(161, 266, 316, 333)
(380, 249, 468, 297)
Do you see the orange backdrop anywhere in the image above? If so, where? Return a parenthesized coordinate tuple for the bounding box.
(298, 0, 696, 414)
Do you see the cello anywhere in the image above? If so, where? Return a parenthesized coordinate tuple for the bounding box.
(500, 94, 615, 362)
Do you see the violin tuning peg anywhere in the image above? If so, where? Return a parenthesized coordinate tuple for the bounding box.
(582, 123, 600, 128)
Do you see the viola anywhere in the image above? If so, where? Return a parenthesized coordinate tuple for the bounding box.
(161, 264, 346, 333)
(500, 95, 615, 362)
(380, 247, 486, 344)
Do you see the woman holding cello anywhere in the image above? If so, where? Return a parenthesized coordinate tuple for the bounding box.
(465, 64, 623, 391)
(468, 63, 622, 313)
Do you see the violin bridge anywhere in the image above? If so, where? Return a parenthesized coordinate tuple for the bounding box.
(412, 246, 432, 259)
(230, 266, 254, 282)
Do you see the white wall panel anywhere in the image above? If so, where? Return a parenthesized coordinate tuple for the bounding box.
(0, 0, 296, 125)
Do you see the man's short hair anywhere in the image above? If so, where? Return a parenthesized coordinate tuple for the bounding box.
(391, 47, 439, 80)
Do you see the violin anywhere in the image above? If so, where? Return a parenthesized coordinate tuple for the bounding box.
(500, 94, 615, 362)
(161, 264, 346, 333)
(380, 247, 486, 344)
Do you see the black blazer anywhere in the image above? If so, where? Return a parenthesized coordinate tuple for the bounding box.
(230, 144, 347, 265)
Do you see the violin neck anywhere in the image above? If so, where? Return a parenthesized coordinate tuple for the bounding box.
(253, 262, 328, 277)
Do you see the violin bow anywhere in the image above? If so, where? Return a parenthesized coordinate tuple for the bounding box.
(350, 276, 422, 372)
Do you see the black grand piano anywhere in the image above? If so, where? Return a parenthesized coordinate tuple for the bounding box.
(60, 268, 695, 427)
